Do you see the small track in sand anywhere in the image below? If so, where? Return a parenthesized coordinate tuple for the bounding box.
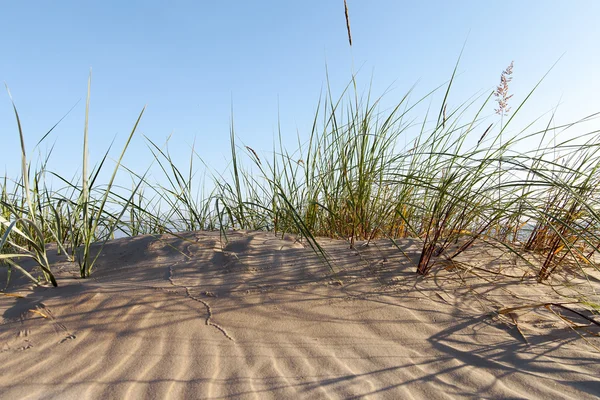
(167, 263, 234, 342)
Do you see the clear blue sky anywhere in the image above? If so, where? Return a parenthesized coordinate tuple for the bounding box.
(2, 1, 599, 185)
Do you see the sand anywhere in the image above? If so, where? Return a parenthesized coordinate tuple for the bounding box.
(1, 230, 599, 399)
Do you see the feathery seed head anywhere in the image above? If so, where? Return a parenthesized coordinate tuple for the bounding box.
(494, 61, 514, 115)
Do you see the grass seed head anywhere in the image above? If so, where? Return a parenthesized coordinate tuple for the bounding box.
(494, 61, 514, 115)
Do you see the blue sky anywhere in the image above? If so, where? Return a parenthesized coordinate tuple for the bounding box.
(1, 1, 599, 185)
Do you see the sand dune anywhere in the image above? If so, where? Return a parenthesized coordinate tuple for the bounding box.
(1, 231, 599, 399)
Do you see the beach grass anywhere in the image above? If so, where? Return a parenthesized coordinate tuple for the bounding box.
(1, 64, 599, 295)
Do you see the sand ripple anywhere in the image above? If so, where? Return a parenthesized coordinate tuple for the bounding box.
(1, 231, 599, 399)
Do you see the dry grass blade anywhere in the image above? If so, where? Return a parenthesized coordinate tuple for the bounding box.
(344, 0, 352, 46)
(499, 302, 600, 327)
(507, 312, 529, 344)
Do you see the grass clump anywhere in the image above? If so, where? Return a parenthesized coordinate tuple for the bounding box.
(75, 72, 146, 278)
(1, 72, 146, 281)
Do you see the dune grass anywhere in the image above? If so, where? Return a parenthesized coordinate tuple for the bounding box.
(1, 72, 146, 282)
(0, 65, 599, 297)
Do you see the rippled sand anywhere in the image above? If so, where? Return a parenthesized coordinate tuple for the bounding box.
(1, 231, 599, 399)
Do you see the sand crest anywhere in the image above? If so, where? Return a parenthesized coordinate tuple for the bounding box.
(1, 230, 599, 399)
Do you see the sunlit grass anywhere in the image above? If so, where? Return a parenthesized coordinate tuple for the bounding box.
(1, 66, 599, 295)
